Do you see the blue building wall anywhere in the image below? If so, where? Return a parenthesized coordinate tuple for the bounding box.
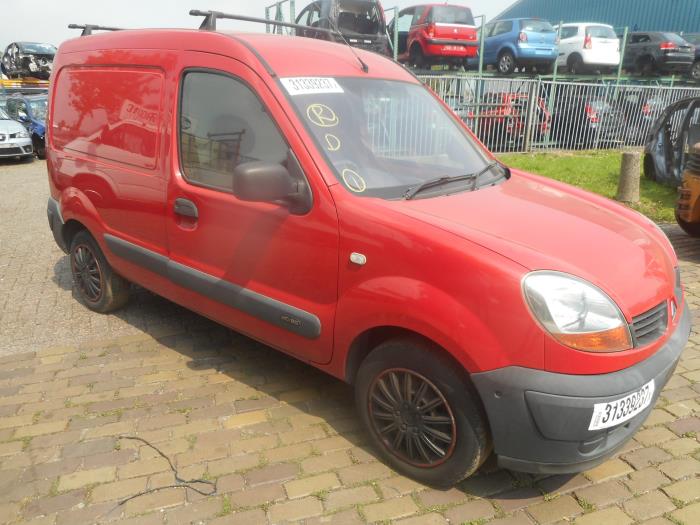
(494, 0, 700, 33)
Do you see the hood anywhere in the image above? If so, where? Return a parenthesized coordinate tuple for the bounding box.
(0, 119, 26, 134)
(384, 171, 676, 318)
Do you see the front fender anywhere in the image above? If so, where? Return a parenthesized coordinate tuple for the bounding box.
(333, 276, 511, 375)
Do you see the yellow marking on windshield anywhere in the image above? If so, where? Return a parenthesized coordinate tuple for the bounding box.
(342, 168, 366, 193)
(307, 103, 339, 128)
(324, 133, 341, 152)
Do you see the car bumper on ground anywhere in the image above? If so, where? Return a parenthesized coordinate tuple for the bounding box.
(472, 301, 691, 474)
(0, 139, 33, 158)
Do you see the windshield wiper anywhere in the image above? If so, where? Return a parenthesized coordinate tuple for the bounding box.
(403, 161, 499, 200)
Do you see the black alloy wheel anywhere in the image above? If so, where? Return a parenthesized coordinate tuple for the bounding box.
(71, 243, 103, 305)
(368, 368, 457, 467)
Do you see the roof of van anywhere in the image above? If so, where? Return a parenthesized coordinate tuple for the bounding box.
(56, 29, 415, 83)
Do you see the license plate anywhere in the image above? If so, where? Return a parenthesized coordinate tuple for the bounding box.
(589, 380, 655, 431)
(443, 45, 462, 51)
(0, 143, 11, 148)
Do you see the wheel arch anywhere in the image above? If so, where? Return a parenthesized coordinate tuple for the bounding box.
(344, 326, 467, 386)
(61, 219, 90, 250)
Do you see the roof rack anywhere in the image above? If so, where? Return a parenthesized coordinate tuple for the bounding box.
(68, 24, 124, 36)
(189, 9, 340, 38)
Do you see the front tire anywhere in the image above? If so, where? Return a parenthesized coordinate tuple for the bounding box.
(355, 338, 491, 488)
(676, 212, 700, 237)
(70, 230, 130, 313)
(33, 135, 46, 159)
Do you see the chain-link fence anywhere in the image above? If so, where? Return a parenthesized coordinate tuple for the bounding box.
(419, 75, 700, 153)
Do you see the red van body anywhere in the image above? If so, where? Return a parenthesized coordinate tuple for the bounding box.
(46, 27, 690, 487)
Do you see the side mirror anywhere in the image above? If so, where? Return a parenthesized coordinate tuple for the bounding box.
(233, 161, 294, 203)
(232, 151, 313, 215)
(17, 113, 29, 122)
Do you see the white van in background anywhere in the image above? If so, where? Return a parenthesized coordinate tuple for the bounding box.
(555, 23, 621, 74)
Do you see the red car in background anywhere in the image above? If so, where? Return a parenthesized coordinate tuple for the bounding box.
(390, 3, 478, 69)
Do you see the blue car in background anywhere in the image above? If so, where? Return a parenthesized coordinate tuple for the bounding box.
(5, 94, 47, 158)
(481, 18, 558, 74)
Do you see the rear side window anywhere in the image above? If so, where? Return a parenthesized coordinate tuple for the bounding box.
(51, 67, 163, 170)
(520, 19, 554, 33)
(560, 27, 579, 39)
(337, 0, 385, 34)
(429, 6, 474, 25)
(586, 25, 616, 39)
(179, 71, 287, 193)
(662, 33, 689, 45)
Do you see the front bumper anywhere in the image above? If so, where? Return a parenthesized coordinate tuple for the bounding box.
(472, 302, 691, 474)
(0, 139, 33, 158)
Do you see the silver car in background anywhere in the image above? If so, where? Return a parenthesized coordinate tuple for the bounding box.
(0, 107, 33, 160)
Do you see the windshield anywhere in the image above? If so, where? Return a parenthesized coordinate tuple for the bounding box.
(337, 0, 385, 35)
(29, 98, 47, 120)
(19, 43, 56, 54)
(283, 77, 499, 199)
(521, 19, 555, 33)
(586, 25, 616, 39)
(0, 108, 9, 120)
(430, 6, 475, 25)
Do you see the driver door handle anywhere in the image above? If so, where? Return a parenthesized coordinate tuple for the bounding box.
(174, 198, 198, 219)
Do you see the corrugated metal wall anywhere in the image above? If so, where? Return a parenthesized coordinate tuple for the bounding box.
(495, 0, 700, 33)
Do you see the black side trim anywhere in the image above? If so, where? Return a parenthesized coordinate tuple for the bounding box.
(103, 234, 321, 339)
(105, 234, 168, 276)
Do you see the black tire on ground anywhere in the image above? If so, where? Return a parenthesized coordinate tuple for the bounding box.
(410, 44, 426, 69)
(676, 212, 700, 237)
(497, 50, 516, 75)
(33, 135, 46, 159)
(69, 229, 130, 313)
(355, 337, 491, 489)
(568, 54, 584, 75)
(691, 61, 700, 82)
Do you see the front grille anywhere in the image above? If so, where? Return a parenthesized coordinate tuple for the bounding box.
(631, 301, 668, 347)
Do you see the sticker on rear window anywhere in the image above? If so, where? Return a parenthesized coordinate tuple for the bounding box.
(281, 77, 344, 96)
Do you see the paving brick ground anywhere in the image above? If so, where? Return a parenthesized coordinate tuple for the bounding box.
(0, 159, 699, 524)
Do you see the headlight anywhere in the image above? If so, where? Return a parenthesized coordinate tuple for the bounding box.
(522, 271, 632, 353)
(16, 130, 29, 138)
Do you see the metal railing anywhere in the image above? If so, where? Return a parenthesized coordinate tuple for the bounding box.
(420, 75, 700, 153)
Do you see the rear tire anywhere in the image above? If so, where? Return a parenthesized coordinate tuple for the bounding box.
(676, 212, 700, 237)
(410, 44, 426, 69)
(497, 50, 516, 75)
(355, 338, 491, 488)
(69, 230, 130, 313)
(568, 54, 584, 75)
(691, 61, 700, 82)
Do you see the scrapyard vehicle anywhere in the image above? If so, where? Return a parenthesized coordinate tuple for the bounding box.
(46, 11, 689, 488)
(643, 97, 700, 186)
(1, 42, 56, 80)
(295, 0, 391, 56)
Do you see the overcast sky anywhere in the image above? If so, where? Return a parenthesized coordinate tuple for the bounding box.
(1, 0, 514, 51)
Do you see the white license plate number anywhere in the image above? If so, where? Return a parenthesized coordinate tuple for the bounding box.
(589, 379, 655, 431)
(0, 143, 11, 148)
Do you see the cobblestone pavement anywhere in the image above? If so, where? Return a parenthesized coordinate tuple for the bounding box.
(0, 159, 699, 525)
